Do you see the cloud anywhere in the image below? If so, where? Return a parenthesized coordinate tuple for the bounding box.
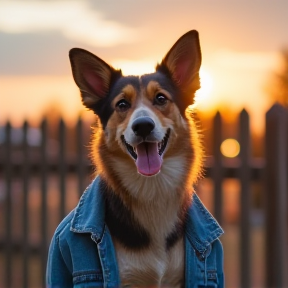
(0, 31, 77, 75)
(0, 0, 137, 47)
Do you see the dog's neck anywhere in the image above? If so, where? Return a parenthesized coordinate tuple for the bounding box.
(100, 153, 192, 251)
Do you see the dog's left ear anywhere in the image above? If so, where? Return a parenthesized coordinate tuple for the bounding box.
(157, 30, 201, 108)
(69, 48, 122, 111)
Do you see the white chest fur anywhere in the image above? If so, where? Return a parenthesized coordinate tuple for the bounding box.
(109, 157, 190, 287)
(114, 238, 185, 288)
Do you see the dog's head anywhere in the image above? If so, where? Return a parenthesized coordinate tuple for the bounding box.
(69, 30, 202, 182)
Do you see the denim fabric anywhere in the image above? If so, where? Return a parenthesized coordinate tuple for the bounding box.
(46, 177, 224, 288)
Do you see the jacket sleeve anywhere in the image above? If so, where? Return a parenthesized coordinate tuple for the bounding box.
(46, 233, 73, 288)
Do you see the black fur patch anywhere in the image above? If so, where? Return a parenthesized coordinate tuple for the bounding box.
(141, 72, 188, 116)
(100, 179, 150, 250)
(165, 219, 185, 251)
(89, 69, 122, 127)
(141, 72, 178, 101)
(92, 76, 141, 128)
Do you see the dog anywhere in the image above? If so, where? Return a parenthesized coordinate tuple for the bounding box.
(69, 30, 203, 288)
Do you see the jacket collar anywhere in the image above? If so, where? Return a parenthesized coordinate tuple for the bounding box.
(70, 177, 105, 239)
(70, 176, 223, 252)
(186, 193, 224, 253)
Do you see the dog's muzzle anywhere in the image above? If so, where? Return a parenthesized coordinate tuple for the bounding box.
(121, 117, 170, 177)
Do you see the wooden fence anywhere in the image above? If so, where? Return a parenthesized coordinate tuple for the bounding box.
(0, 104, 287, 288)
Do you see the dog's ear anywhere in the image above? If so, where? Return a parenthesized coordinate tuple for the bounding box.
(157, 30, 201, 105)
(69, 48, 122, 109)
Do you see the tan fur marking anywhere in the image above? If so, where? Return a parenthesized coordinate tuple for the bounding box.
(146, 80, 173, 102)
(111, 84, 138, 108)
(141, 81, 177, 119)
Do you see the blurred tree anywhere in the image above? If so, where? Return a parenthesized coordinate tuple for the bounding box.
(269, 49, 288, 107)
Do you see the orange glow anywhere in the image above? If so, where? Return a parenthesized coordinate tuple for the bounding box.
(0, 75, 91, 126)
(0, 50, 279, 135)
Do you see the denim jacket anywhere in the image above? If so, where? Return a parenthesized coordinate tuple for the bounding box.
(46, 177, 224, 288)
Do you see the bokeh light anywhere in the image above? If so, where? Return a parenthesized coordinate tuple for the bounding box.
(220, 138, 240, 158)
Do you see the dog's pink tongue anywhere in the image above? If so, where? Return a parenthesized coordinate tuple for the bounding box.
(136, 142, 162, 176)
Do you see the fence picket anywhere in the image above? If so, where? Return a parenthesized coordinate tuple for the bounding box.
(4, 121, 12, 288)
(77, 117, 84, 197)
(41, 119, 48, 288)
(265, 104, 288, 288)
(239, 109, 251, 288)
(212, 111, 223, 225)
(22, 121, 29, 288)
(59, 118, 66, 220)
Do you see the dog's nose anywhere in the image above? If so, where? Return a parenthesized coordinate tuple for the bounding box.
(132, 117, 155, 139)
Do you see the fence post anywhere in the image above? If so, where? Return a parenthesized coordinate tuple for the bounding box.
(41, 119, 48, 288)
(4, 121, 12, 288)
(265, 104, 288, 288)
(77, 117, 84, 197)
(239, 109, 251, 288)
(59, 118, 66, 220)
(212, 111, 223, 225)
(22, 121, 30, 288)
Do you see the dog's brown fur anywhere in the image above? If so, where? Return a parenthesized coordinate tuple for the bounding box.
(69, 30, 203, 287)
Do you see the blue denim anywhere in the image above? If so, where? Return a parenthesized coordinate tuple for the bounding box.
(46, 177, 224, 287)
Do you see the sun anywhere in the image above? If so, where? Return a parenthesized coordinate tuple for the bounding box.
(195, 68, 213, 103)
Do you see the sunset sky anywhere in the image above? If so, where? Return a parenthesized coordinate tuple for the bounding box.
(1, 0, 288, 134)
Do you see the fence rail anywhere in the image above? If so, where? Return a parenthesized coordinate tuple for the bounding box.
(0, 104, 288, 288)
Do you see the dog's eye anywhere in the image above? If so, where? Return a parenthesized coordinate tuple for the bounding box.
(154, 93, 168, 106)
(115, 99, 131, 112)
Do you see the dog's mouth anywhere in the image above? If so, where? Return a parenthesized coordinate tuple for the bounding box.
(121, 129, 171, 176)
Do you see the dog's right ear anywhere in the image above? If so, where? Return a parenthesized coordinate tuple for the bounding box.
(69, 48, 122, 109)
